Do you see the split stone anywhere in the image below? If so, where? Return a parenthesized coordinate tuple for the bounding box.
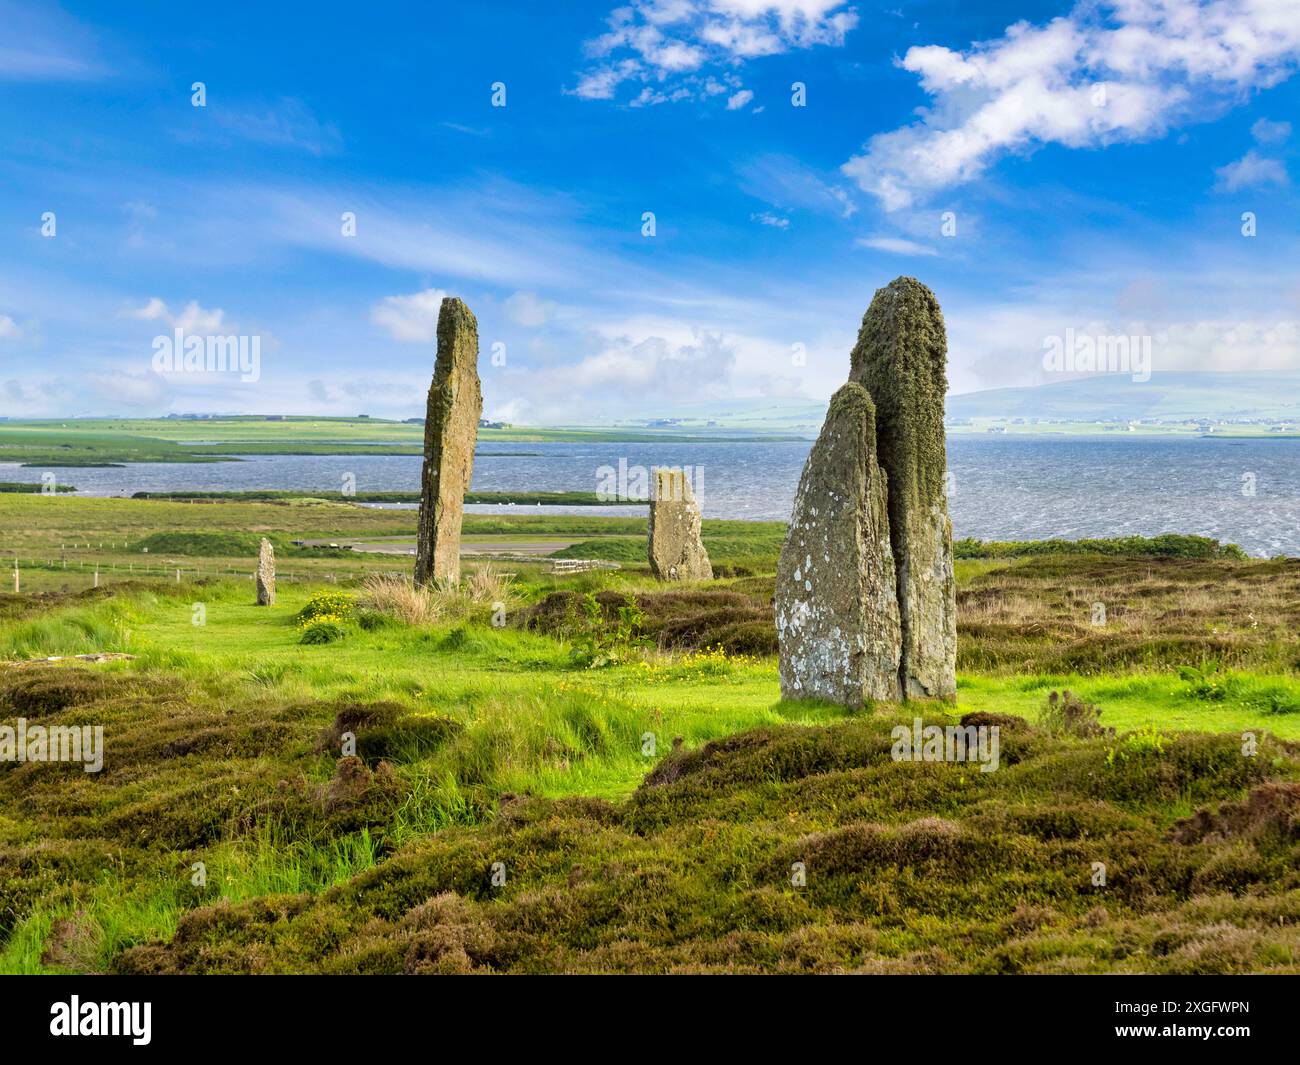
(848, 276, 956, 698)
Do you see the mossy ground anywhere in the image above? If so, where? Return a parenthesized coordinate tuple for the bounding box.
(0, 497, 1297, 974)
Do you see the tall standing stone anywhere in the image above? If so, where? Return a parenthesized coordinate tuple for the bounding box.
(776, 383, 901, 706)
(415, 297, 482, 587)
(647, 468, 712, 581)
(848, 277, 956, 698)
(255, 537, 276, 606)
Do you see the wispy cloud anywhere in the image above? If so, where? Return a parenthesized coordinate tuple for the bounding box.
(0, 0, 107, 81)
(180, 97, 343, 155)
(740, 154, 858, 219)
(855, 236, 938, 256)
(254, 182, 608, 289)
(844, 0, 1300, 210)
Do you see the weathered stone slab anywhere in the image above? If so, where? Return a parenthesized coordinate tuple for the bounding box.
(849, 276, 956, 698)
(415, 297, 482, 587)
(647, 468, 712, 581)
(255, 537, 275, 606)
(776, 383, 901, 706)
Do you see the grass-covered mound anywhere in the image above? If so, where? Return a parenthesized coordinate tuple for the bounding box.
(110, 713, 1300, 974)
(0, 481, 75, 494)
(129, 532, 351, 558)
(517, 586, 777, 656)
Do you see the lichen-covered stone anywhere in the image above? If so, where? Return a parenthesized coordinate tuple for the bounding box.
(647, 468, 712, 581)
(776, 383, 901, 706)
(255, 537, 275, 606)
(415, 297, 482, 587)
(849, 276, 956, 698)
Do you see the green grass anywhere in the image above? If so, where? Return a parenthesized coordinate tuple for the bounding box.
(1, 495, 1297, 974)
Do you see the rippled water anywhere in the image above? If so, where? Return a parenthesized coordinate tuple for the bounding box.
(4, 436, 1296, 556)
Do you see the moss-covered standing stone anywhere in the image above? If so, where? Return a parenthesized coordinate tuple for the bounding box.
(415, 298, 482, 587)
(849, 277, 956, 698)
(776, 383, 901, 705)
(648, 468, 712, 581)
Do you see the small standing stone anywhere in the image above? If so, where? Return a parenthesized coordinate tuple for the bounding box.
(415, 297, 482, 587)
(647, 468, 712, 581)
(776, 383, 901, 706)
(255, 538, 276, 606)
(849, 276, 956, 698)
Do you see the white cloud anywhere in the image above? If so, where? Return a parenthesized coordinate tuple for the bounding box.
(750, 210, 791, 227)
(120, 298, 229, 333)
(855, 236, 939, 256)
(1214, 148, 1288, 191)
(726, 88, 755, 109)
(369, 288, 449, 343)
(1251, 116, 1292, 143)
(0, 315, 19, 339)
(571, 1, 856, 104)
(844, 0, 1300, 210)
(121, 297, 169, 321)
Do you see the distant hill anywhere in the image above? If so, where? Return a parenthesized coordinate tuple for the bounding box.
(605, 398, 828, 435)
(598, 371, 1300, 435)
(946, 371, 1300, 423)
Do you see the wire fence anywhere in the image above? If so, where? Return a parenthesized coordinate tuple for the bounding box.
(4, 556, 383, 592)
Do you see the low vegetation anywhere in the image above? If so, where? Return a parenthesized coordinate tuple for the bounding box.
(0, 497, 1296, 974)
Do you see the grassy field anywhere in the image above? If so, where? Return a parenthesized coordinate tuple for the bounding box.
(0, 417, 807, 464)
(1, 494, 1297, 974)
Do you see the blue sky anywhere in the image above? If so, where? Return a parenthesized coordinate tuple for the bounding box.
(1, 0, 1298, 422)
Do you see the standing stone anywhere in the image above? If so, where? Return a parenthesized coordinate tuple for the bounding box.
(415, 297, 482, 587)
(849, 277, 956, 698)
(776, 383, 901, 706)
(255, 538, 275, 606)
(647, 468, 712, 581)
